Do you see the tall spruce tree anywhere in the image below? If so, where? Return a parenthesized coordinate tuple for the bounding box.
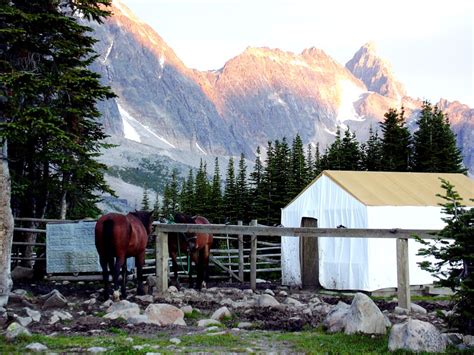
(141, 187, 150, 210)
(179, 169, 195, 215)
(208, 158, 222, 223)
(194, 159, 210, 215)
(235, 153, 250, 222)
(380, 107, 411, 171)
(249, 146, 265, 221)
(305, 143, 315, 183)
(412, 101, 465, 173)
(289, 134, 307, 199)
(161, 169, 179, 218)
(0, 0, 114, 220)
(362, 126, 383, 171)
(223, 157, 237, 222)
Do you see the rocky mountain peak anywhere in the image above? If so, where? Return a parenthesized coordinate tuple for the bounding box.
(346, 42, 406, 100)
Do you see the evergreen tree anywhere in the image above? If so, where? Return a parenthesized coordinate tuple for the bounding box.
(179, 169, 195, 215)
(208, 158, 222, 223)
(249, 146, 265, 221)
(235, 153, 250, 222)
(153, 192, 160, 217)
(0, 0, 115, 219)
(194, 159, 210, 215)
(380, 107, 411, 171)
(314, 142, 324, 176)
(141, 187, 150, 211)
(417, 179, 474, 333)
(362, 126, 383, 171)
(412, 101, 465, 173)
(223, 157, 237, 222)
(305, 143, 314, 183)
(289, 134, 307, 199)
(161, 169, 179, 218)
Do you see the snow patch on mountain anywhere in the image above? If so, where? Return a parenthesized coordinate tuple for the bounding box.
(102, 40, 114, 63)
(118, 103, 141, 142)
(195, 142, 207, 155)
(336, 79, 365, 125)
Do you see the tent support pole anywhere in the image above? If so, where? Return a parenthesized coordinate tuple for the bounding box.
(396, 238, 410, 310)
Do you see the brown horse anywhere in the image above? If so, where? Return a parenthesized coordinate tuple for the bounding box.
(169, 213, 213, 290)
(95, 210, 154, 299)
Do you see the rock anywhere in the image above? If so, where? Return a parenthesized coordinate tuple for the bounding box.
(12, 289, 28, 296)
(51, 310, 73, 321)
(169, 338, 181, 344)
(443, 333, 463, 346)
(127, 315, 150, 325)
(11, 266, 34, 280)
(264, 289, 275, 296)
(464, 335, 474, 347)
(87, 347, 108, 353)
(256, 294, 280, 308)
(243, 289, 253, 295)
(197, 319, 221, 327)
(16, 316, 32, 327)
(388, 318, 447, 352)
(135, 295, 154, 303)
(344, 293, 387, 335)
(323, 301, 350, 333)
(278, 290, 288, 297)
(0, 308, 8, 327)
(42, 290, 68, 309)
(237, 322, 253, 329)
(49, 314, 60, 325)
(168, 286, 179, 293)
(394, 306, 410, 315)
(207, 330, 227, 336)
(24, 307, 41, 322)
(205, 326, 221, 332)
(104, 300, 140, 320)
(145, 303, 185, 326)
(211, 306, 231, 321)
(5, 322, 31, 341)
(309, 296, 323, 305)
(181, 305, 193, 315)
(25, 342, 48, 352)
(283, 297, 303, 307)
(256, 278, 267, 283)
(410, 303, 427, 314)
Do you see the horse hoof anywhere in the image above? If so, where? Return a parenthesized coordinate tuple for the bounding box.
(112, 290, 121, 301)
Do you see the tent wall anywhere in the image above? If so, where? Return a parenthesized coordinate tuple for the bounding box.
(366, 206, 444, 290)
(281, 174, 368, 287)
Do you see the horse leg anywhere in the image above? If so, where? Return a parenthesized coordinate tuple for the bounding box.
(190, 252, 199, 289)
(112, 256, 125, 299)
(195, 250, 205, 290)
(99, 257, 111, 300)
(170, 251, 181, 289)
(135, 252, 146, 295)
(121, 261, 127, 298)
(201, 247, 210, 289)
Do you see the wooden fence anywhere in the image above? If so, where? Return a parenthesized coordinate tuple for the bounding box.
(152, 222, 444, 310)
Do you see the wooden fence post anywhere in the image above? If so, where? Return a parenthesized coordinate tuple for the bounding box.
(238, 220, 244, 283)
(155, 230, 169, 294)
(300, 217, 320, 289)
(396, 238, 410, 309)
(250, 220, 257, 291)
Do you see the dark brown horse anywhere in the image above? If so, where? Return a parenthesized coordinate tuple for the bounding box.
(95, 210, 154, 299)
(169, 213, 213, 290)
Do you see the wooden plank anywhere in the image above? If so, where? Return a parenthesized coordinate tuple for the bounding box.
(300, 217, 320, 289)
(250, 220, 257, 291)
(154, 231, 169, 294)
(238, 221, 244, 283)
(152, 223, 442, 240)
(13, 228, 46, 234)
(209, 255, 242, 282)
(12, 242, 46, 247)
(396, 238, 411, 310)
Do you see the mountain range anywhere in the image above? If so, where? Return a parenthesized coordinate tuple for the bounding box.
(88, 1, 473, 208)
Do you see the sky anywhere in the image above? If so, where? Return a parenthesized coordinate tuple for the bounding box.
(119, 0, 473, 106)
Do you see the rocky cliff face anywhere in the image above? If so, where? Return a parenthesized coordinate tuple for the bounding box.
(90, 1, 473, 174)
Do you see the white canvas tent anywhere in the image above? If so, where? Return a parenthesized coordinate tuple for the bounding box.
(281, 170, 474, 291)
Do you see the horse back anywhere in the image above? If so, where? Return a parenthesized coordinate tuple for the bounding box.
(95, 213, 130, 257)
(193, 215, 213, 247)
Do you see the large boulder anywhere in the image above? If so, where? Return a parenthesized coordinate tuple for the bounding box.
(11, 266, 34, 280)
(388, 318, 447, 353)
(41, 290, 68, 309)
(323, 293, 388, 335)
(144, 303, 186, 326)
(5, 322, 31, 341)
(104, 300, 140, 320)
(211, 306, 231, 321)
(256, 294, 280, 308)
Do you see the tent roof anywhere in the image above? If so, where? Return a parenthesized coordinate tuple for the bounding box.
(291, 171, 474, 207)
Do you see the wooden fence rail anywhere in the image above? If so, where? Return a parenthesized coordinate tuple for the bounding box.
(152, 222, 444, 310)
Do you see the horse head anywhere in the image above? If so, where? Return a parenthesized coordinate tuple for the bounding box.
(131, 210, 155, 235)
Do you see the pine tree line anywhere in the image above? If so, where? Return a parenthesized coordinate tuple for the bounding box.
(151, 102, 465, 225)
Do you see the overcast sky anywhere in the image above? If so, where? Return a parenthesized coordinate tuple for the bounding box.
(119, 0, 473, 106)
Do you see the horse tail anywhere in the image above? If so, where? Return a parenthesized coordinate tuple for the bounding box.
(103, 219, 115, 256)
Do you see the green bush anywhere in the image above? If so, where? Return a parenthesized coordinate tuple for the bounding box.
(417, 178, 474, 334)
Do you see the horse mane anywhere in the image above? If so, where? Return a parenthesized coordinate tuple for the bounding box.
(129, 210, 153, 228)
(174, 212, 194, 224)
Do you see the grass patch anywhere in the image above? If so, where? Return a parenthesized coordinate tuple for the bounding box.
(184, 309, 202, 320)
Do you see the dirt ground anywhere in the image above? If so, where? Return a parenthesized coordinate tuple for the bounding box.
(7, 279, 452, 340)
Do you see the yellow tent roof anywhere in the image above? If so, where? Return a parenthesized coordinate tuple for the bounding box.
(318, 171, 474, 207)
